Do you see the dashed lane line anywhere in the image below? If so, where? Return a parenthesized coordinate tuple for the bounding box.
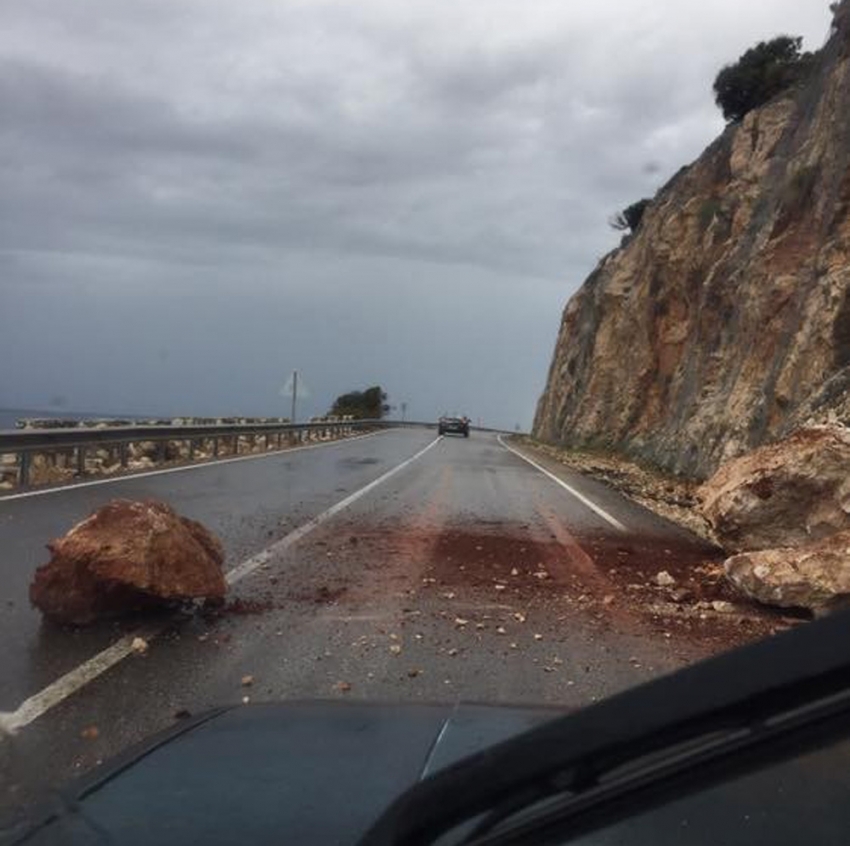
(223, 436, 443, 584)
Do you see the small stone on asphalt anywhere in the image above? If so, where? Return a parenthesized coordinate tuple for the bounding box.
(131, 637, 148, 655)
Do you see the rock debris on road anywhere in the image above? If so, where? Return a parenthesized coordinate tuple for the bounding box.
(0, 429, 790, 823)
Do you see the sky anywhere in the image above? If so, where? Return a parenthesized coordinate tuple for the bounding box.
(0, 1, 833, 429)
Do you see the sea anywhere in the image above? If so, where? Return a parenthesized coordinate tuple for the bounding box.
(0, 408, 149, 430)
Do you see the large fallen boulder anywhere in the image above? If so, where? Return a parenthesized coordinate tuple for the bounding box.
(30, 500, 226, 624)
(698, 426, 850, 553)
(725, 531, 850, 612)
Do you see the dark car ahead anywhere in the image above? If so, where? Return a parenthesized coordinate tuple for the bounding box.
(438, 416, 470, 437)
(11, 610, 850, 846)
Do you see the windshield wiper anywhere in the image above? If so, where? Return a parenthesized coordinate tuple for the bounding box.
(357, 609, 850, 846)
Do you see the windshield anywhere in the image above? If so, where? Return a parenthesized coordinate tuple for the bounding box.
(0, 1, 844, 842)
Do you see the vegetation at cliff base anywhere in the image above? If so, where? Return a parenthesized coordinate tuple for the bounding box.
(330, 386, 389, 419)
(713, 35, 816, 122)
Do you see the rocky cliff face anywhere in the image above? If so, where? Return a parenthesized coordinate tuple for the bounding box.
(534, 8, 850, 480)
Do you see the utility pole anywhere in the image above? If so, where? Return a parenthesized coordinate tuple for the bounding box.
(291, 370, 298, 424)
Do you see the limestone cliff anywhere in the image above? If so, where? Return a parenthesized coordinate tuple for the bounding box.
(534, 7, 850, 479)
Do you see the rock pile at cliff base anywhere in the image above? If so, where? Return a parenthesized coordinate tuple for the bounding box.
(699, 426, 850, 613)
(725, 531, 850, 613)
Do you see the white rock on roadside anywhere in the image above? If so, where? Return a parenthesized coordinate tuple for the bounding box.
(654, 570, 676, 587)
(699, 426, 850, 553)
(130, 636, 148, 654)
(724, 530, 850, 612)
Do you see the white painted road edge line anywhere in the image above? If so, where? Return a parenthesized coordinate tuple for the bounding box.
(0, 435, 443, 735)
(498, 435, 627, 532)
(0, 429, 386, 503)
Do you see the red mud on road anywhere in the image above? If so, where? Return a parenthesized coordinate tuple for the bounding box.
(227, 515, 796, 656)
(422, 527, 648, 636)
(405, 522, 790, 652)
(584, 532, 726, 601)
(203, 586, 347, 622)
(429, 530, 570, 593)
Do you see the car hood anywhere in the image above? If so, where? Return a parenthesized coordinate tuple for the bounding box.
(16, 700, 559, 846)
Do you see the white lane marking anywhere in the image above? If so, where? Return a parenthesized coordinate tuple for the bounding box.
(1, 625, 162, 736)
(0, 430, 385, 503)
(223, 435, 442, 584)
(0, 435, 443, 734)
(498, 436, 627, 532)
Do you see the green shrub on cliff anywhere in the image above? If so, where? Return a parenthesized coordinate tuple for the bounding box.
(610, 198, 651, 234)
(713, 36, 816, 122)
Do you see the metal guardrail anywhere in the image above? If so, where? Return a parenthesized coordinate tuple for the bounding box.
(0, 419, 519, 490)
(0, 420, 380, 452)
(0, 419, 396, 489)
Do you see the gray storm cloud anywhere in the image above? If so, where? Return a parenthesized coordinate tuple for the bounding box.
(0, 0, 831, 427)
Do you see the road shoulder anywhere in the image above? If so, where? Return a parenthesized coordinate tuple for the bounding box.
(501, 435, 802, 653)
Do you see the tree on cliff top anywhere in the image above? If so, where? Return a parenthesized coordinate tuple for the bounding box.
(713, 36, 816, 123)
(330, 386, 389, 419)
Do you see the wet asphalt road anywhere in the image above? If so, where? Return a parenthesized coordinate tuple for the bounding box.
(1, 428, 718, 822)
